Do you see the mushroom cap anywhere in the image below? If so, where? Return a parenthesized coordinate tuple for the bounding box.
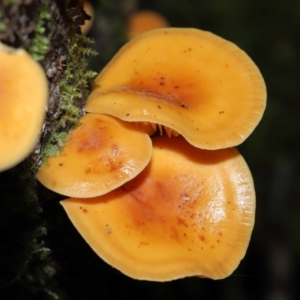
(81, 0, 94, 34)
(86, 28, 266, 150)
(126, 10, 169, 39)
(60, 135, 255, 280)
(0, 42, 48, 171)
(37, 113, 152, 198)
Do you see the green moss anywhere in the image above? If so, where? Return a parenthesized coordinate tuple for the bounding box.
(40, 33, 97, 163)
(0, 10, 6, 32)
(5, 0, 21, 3)
(29, 0, 51, 62)
(1, 1, 97, 299)
(0, 164, 61, 299)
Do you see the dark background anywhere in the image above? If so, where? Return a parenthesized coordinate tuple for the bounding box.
(46, 0, 300, 299)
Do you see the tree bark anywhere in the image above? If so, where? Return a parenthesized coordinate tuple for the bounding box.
(0, 1, 92, 298)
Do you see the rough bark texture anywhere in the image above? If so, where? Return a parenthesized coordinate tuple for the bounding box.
(0, 1, 91, 298)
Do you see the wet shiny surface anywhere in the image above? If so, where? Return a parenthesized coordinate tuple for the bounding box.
(37, 113, 152, 198)
(61, 136, 255, 280)
(86, 28, 266, 149)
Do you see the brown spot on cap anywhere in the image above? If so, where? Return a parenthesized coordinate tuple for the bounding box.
(37, 113, 152, 198)
(86, 28, 266, 150)
(60, 135, 255, 280)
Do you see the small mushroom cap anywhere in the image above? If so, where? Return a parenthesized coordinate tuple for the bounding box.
(81, 0, 94, 34)
(126, 10, 169, 39)
(37, 113, 152, 198)
(0, 43, 48, 171)
(86, 28, 266, 150)
(60, 135, 255, 280)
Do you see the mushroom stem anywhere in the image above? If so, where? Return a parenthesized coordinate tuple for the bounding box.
(134, 121, 179, 137)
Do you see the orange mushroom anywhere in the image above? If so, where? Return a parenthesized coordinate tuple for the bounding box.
(60, 135, 255, 280)
(86, 28, 266, 150)
(0, 42, 48, 171)
(37, 113, 152, 198)
(81, 0, 94, 34)
(126, 10, 169, 39)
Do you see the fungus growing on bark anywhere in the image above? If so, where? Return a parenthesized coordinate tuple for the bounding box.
(60, 135, 255, 280)
(37, 113, 152, 198)
(0, 42, 48, 171)
(86, 28, 266, 150)
(126, 10, 169, 39)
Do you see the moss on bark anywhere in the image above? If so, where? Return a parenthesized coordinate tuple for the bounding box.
(0, 0, 95, 298)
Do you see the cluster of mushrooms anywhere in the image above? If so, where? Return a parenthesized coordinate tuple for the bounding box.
(1, 27, 266, 281)
(38, 28, 266, 281)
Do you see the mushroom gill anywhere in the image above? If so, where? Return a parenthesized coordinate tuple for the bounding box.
(86, 28, 266, 150)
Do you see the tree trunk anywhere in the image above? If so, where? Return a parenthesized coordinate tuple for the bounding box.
(0, 1, 94, 298)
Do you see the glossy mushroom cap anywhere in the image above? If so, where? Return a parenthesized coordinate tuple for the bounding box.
(126, 10, 169, 39)
(0, 42, 48, 171)
(60, 135, 255, 280)
(37, 113, 152, 198)
(86, 28, 266, 150)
